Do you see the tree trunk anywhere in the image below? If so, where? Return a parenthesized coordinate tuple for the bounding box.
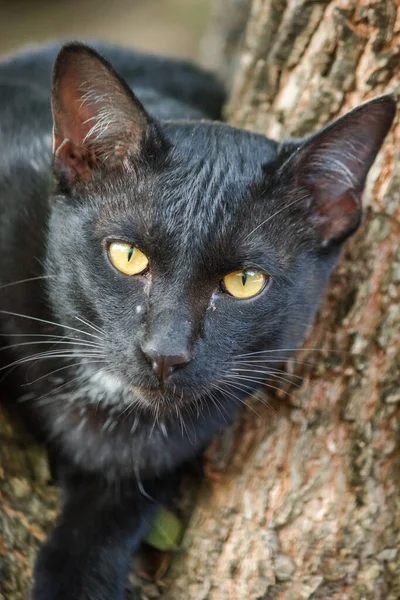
(0, 411, 59, 600)
(165, 1, 400, 598)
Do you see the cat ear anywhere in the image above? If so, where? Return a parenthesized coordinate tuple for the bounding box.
(52, 43, 157, 187)
(286, 96, 396, 245)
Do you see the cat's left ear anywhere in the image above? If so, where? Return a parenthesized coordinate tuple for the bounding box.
(52, 43, 161, 187)
(283, 96, 396, 245)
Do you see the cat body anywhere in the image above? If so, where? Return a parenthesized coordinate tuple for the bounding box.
(0, 42, 395, 599)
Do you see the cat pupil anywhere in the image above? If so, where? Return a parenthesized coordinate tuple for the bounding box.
(241, 271, 247, 286)
(127, 246, 134, 262)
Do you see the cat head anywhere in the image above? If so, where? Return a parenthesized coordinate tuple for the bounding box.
(46, 43, 396, 417)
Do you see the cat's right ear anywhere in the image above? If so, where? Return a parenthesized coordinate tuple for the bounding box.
(52, 43, 163, 189)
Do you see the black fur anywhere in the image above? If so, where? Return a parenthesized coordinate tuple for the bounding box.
(0, 42, 395, 600)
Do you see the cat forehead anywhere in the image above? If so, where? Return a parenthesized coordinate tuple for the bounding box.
(88, 121, 296, 267)
(93, 122, 279, 234)
(151, 122, 279, 227)
(163, 121, 278, 177)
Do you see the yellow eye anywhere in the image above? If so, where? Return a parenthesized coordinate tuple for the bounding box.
(108, 242, 149, 276)
(222, 269, 267, 299)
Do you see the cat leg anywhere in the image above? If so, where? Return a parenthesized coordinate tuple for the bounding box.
(32, 469, 176, 600)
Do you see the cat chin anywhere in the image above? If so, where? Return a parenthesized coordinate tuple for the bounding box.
(131, 386, 191, 412)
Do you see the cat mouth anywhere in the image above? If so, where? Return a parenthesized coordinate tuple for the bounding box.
(138, 380, 168, 394)
(131, 384, 189, 409)
(133, 385, 164, 398)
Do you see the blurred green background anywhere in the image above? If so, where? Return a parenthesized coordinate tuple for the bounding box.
(0, 0, 211, 60)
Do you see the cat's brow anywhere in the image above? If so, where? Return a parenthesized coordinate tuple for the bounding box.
(243, 194, 309, 241)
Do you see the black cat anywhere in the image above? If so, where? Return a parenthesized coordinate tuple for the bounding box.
(0, 42, 395, 600)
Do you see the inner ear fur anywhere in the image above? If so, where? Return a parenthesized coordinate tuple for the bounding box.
(51, 43, 156, 186)
(284, 95, 396, 245)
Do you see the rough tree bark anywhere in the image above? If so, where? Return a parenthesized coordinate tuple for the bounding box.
(1, 1, 399, 599)
(0, 415, 60, 600)
(165, 1, 400, 599)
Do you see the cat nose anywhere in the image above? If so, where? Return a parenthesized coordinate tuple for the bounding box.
(143, 349, 191, 382)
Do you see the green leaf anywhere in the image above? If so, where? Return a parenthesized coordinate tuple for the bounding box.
(144, 507, 183, 551)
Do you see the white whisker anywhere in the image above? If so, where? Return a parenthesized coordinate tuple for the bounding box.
(210, 382, 262, 419)
(233, 358, 313, 367)
(0, 339, 102, 353)
(233, 366, 304, 381)
(224, 374, 295, 399)
(0, 350, 104, 374)
(0, 310, 102, 340)
(215, 379, 276, 415)
(230, 369, 301, 388)
(74, 315, 105, 335)
(205, 388, 230, 423)
(0, 275, 53, 291)
(235, 347, 331, 358)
